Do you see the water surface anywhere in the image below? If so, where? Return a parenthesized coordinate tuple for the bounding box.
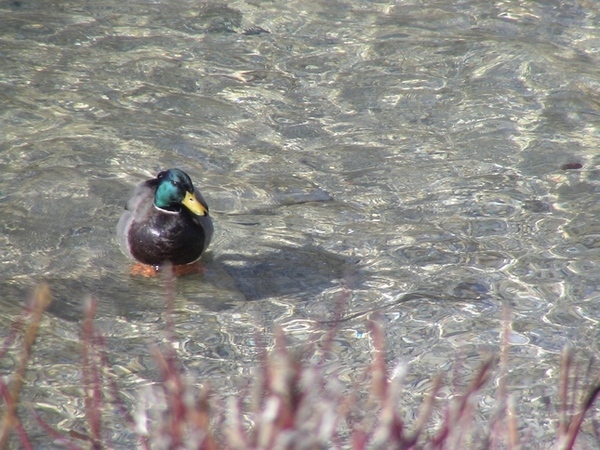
(1, 0, 599, 447)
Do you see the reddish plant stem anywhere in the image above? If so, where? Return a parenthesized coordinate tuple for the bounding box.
(0, 284, 51, 448)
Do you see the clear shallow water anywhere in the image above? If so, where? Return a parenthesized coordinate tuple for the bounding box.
(1, 0, 599, 447)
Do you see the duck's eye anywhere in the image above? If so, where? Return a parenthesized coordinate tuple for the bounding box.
(171, 180, 179, 188)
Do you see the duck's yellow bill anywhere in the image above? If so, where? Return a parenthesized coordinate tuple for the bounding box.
(183, 191, 208, 216)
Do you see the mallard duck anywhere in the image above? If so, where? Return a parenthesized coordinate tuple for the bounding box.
(117, 169, 213, 267)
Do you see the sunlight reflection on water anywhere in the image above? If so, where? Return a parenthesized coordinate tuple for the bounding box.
(1, 0, 599, 446)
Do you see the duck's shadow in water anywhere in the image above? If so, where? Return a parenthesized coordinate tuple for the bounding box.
(4, 244, 366, 323)
(211, 244, 364, 302)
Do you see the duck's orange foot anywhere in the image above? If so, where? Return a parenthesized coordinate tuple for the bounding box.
(170, 262, 205, 277)
(129, 262, 205, 277)
(130, 263, 161, 277)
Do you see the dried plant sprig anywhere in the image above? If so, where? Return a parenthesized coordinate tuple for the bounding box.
(557, 345, 600, 450)
(0, 283, 51, 448)
(81, 297, 103, 449)
(1, 284, 599, 449)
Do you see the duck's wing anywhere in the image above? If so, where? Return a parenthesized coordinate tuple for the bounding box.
(117, 179, 157, 258)
(125, 179, 157, 213)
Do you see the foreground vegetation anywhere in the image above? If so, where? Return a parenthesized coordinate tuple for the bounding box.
(0, 284, 598, 449)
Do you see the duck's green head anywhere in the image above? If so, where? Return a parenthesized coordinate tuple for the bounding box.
(154, 169, 208, 216)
